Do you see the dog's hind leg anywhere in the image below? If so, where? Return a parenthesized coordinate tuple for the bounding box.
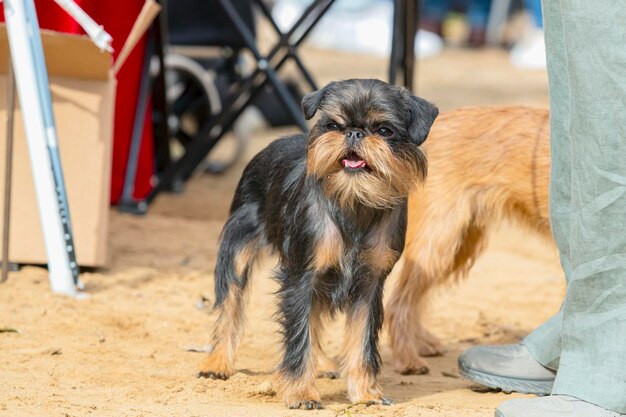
(199, 205, 261, 380)
(386, 197, 488, 375)
(386, 257, 441, 375)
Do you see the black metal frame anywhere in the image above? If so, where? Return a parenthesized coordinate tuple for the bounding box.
(143, 0, 336, 206)
(119, 0, 420, 213)
(117, 27, 155, 214)
(117, 0, 170, 214)
(389, 0, 420, 92)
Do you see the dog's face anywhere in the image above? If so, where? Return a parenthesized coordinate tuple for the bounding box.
(303, 79, 438, 209)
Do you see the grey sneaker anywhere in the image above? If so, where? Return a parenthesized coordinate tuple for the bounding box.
(495, 395, 624, 417)
(458, 343, 555, 395)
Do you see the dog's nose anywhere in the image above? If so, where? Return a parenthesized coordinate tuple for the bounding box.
(346, 130, 364, 139)
(346, 130, 365, 145)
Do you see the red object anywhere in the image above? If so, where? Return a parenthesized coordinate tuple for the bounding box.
(1, 0, 154, 203)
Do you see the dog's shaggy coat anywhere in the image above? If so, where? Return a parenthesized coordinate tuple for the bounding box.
(198, 79, 438, 408)
(386, 106, 551, 375)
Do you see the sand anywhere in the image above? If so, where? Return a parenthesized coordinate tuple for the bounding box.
(0, 46, 564, 417)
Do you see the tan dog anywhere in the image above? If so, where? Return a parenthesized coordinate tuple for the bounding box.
(385, 106, 552, 375)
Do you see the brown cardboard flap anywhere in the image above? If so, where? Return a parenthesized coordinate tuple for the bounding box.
(0, 24, 111, 80)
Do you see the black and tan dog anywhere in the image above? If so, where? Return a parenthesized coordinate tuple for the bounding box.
(198, 79, 438, 409)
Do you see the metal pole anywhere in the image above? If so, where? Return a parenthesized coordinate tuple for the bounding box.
(23, 0, 80, 285)
(118, 31, 155, 214)
(388, 0, 403, 85)
(152, 1, 172, 175)
(4, 0, 78, 295)
(403, 0, 417, 92)
(1, 54, 16, 284)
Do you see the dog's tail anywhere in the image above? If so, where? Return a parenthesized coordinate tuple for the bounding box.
(199, 204, 261, 379)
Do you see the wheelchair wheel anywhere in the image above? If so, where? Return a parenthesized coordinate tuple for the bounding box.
(164, 54, 249, 175)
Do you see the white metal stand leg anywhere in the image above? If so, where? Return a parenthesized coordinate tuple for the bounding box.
(1, 54, 15, 284)
(3, 0, 78, 295)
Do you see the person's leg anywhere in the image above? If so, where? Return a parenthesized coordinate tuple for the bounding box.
(466, 0, 491, 46)
(421, 0, 450, 36)
(457, 1, 565, 380)
(422, 0, 449, 20)
(458, 0, 567, 379)
(522, 0, 572, 371)
(461, 4, 626, 409)
(460, 0, 569, 387)
(526, 0, 543, 28)
(499, 0, 626, 414)
(510, 0, 546, 69)
(545, 1, 626, 411)
(466, 0, 492, 30)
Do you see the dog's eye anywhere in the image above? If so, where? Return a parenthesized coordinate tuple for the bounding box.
(377, 127, 393, 137)
(326, 122, 340, 131)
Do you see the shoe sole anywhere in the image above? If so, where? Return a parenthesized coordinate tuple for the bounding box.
(458, 364, 553, 396)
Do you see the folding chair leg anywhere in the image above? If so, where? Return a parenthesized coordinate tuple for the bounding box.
(2, 55, 16, 284)
(389, 0, 404, 85)
(118, 32, 155, 214)
(218, 0, 307, 130)
(146, 54, 292, 202)
(403, 0, 418, 91)
(290, 50, 318, 91)
(152, 10, 172, 175)
(291, 0, 336, 47)
(146, 0, 338, 206)
(251, 0, 334, 94)
(264, 67, 308, 131)
(389, 0, 419, 92)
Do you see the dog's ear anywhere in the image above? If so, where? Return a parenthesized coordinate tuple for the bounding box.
(301, 82, 336, 120)
(406, 94, 439, 146)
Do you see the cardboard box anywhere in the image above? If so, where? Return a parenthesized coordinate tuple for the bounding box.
(0, 1, 159, 269)
(0, 26, 115, 267)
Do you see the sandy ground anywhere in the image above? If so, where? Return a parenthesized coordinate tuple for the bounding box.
(0, 45, 564, 417)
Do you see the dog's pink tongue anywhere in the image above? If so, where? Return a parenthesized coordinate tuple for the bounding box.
(342, 159, 366, 169)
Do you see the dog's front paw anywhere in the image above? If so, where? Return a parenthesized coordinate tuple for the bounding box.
(348, 382, 393, 406)
(417, 328, 447, 357)
(398, 364, 430, 376)
(198, 352, 233, 380)
(197, 370, 230, 380)
(281, 383, 323, 410)
(393, 355, 430, 375)
(365, 396, 394, 406)
(287, 399, 324, 410)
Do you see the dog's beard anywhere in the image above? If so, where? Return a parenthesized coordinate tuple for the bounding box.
(306, 132, 427, 209)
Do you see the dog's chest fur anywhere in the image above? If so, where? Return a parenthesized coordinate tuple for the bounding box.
(310, 202, 405, 308)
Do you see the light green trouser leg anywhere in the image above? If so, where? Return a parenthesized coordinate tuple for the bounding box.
(523, 0, 570, 371)
(524, 0, 626, 413)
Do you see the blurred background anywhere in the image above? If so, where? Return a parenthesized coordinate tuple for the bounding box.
(142, 0, 550, 215)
